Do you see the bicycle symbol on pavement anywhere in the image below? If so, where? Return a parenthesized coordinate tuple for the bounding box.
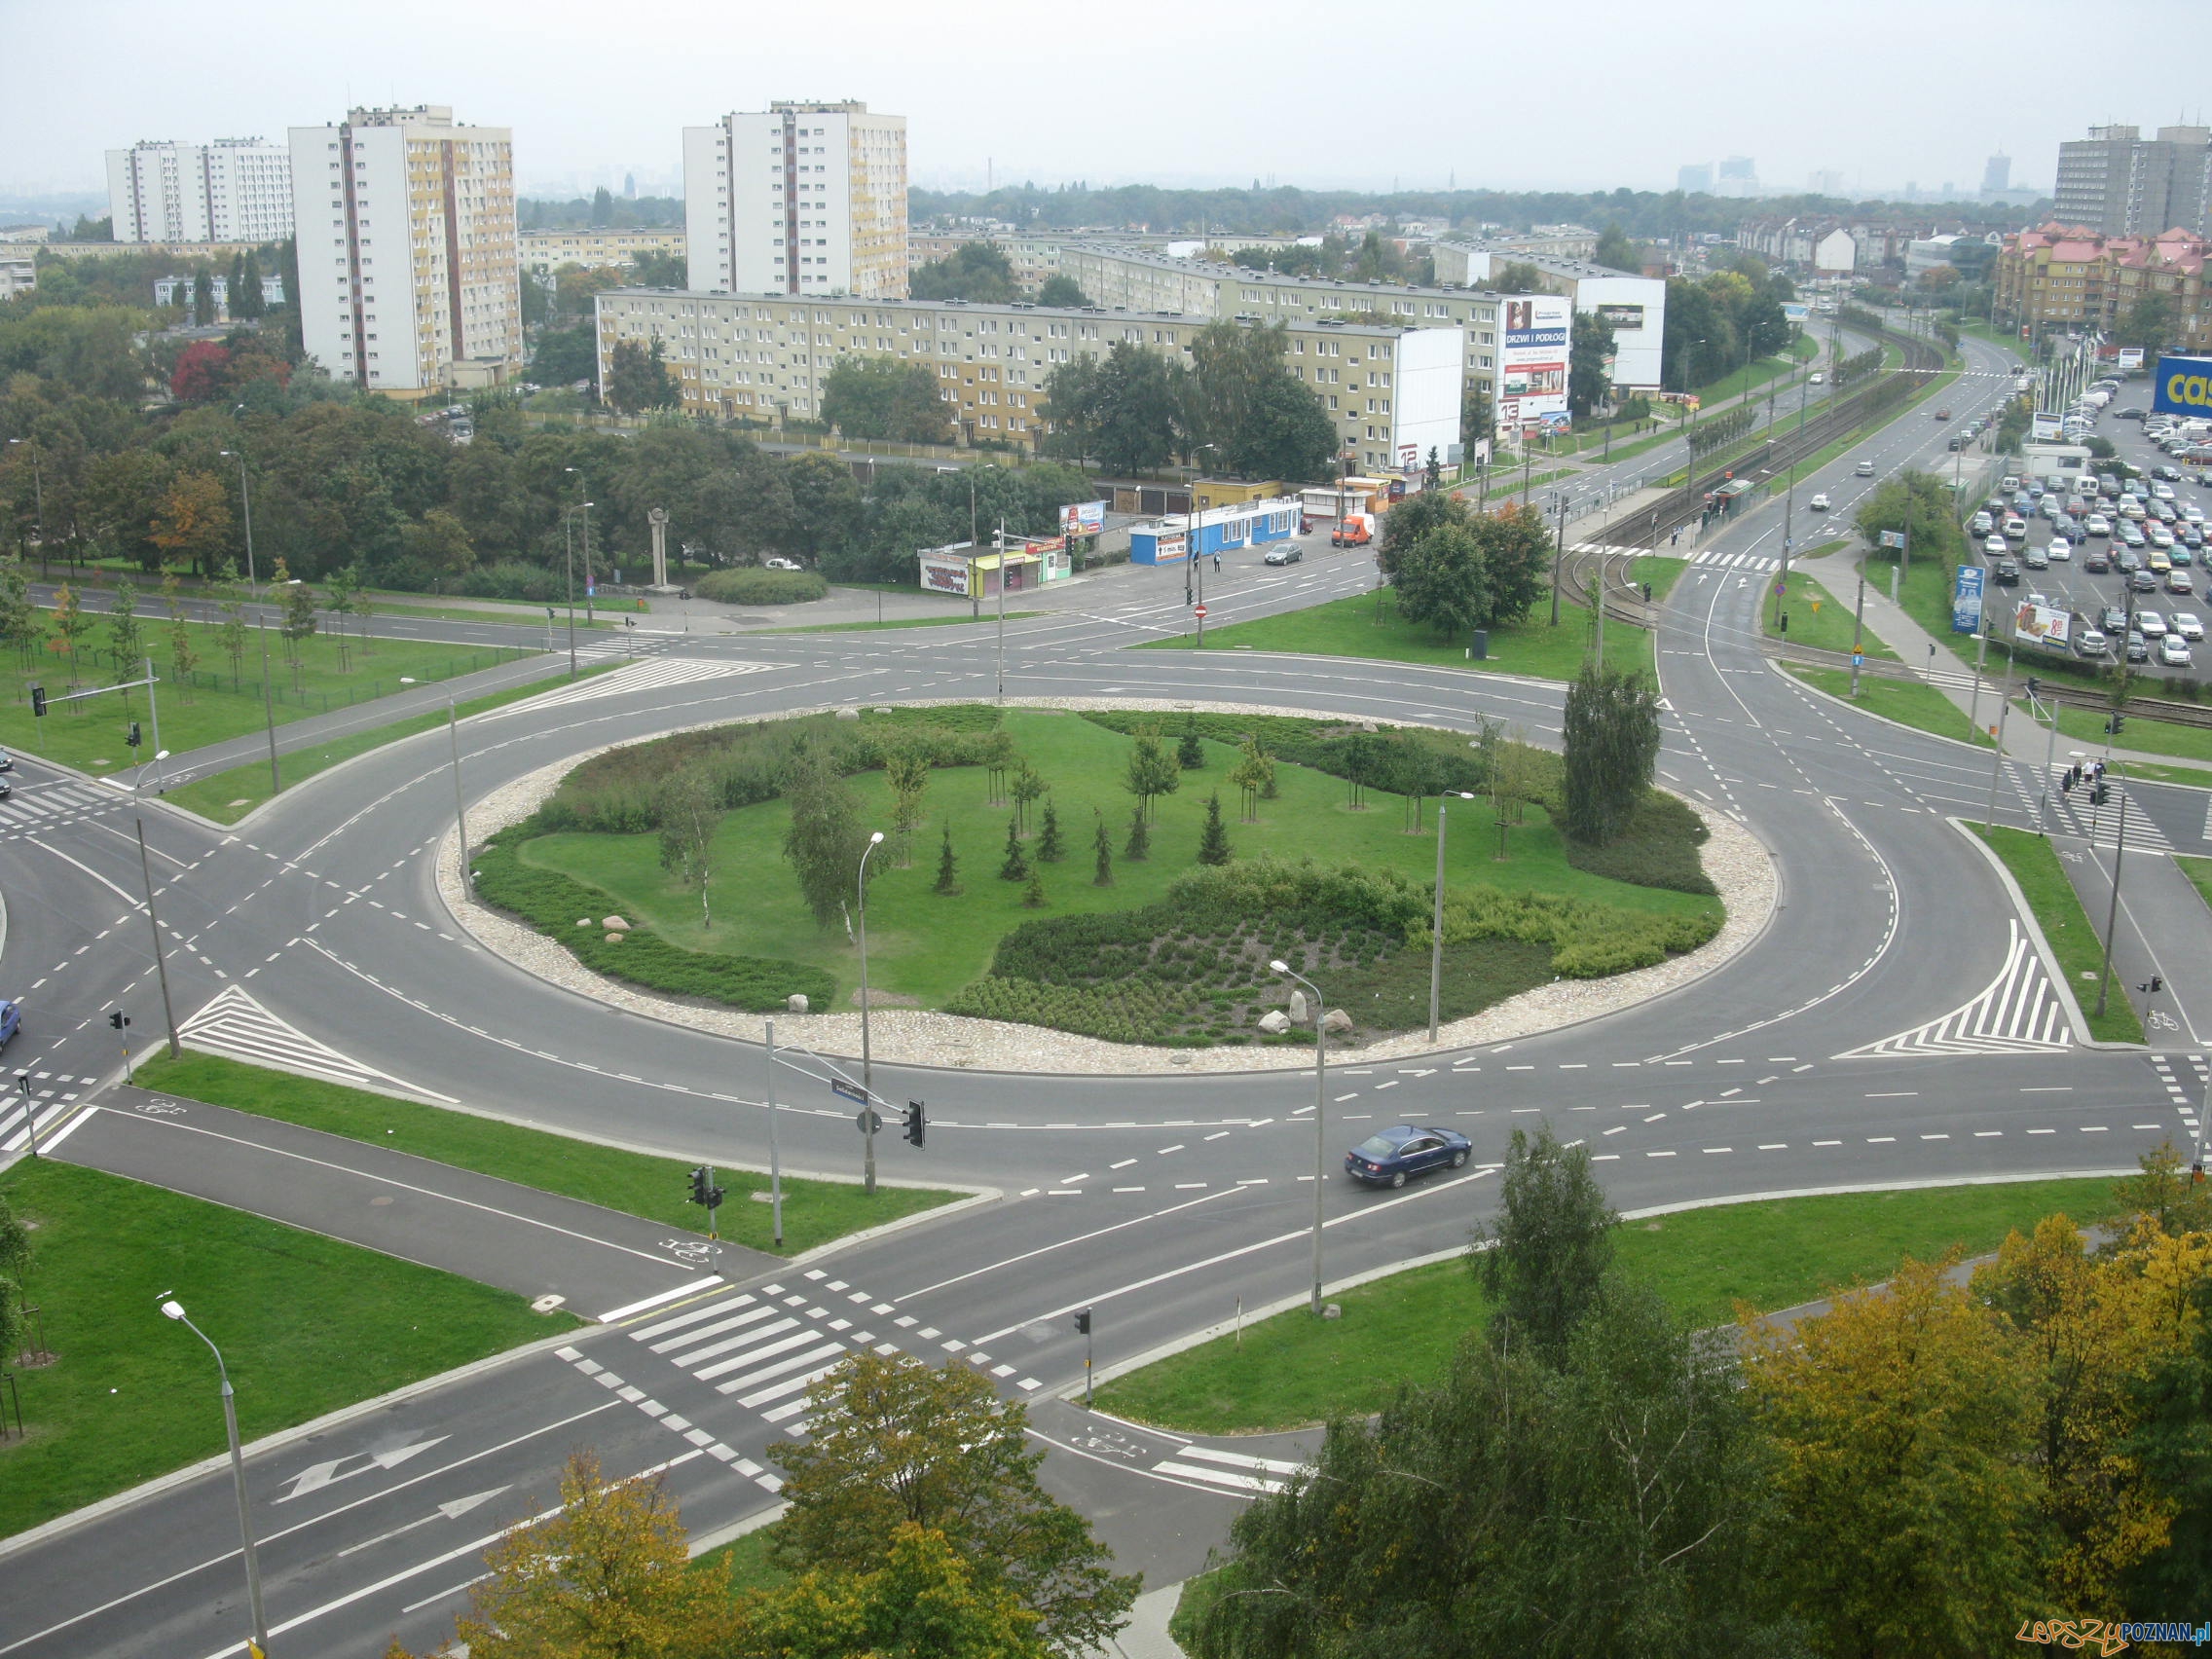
(658, 1238, 718, 1265)
(132, 1099, 188, 1115)
(2150, 1009, 2181, 1032)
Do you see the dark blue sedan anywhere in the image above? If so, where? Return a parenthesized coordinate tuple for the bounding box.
(1345, 1124, 1472, 1188)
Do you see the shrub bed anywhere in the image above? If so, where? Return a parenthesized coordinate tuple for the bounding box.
(1563, 791, 1716, 896)
(472, 818, 834, 1012)
(694, 568, 830, 606)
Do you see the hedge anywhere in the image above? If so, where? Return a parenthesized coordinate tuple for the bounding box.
(694, 568, 829, 606)
(1562, 791, 1716, 896)
(472, 818, 834, 1013)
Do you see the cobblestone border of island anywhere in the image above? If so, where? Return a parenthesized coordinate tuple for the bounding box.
(437, 696, 1778, 1077)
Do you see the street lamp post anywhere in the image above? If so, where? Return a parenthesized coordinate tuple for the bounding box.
(857, 830, 885, 1196)
(1427, 793, 1476, 1043)
(566, 468, 595, 624)
(1270, 959, 1329, 1315)
(160, 1298, 271, 1658)
(218, 450, 257, 596)
(6, 438, 43, 578)
(448, 696, 471, 892)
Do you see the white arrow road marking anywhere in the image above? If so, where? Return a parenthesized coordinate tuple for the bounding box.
(278, 1437, 450, 1502)
(334, 1488, 512, 1557)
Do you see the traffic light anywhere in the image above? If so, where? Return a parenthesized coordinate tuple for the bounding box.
(126, 721, 142, 749)
(903, 1100, 926, 1148)
(28, 685, 44, 718)
(2140, 977, 2164, 995)
(2026, 677, 2041, 698)
(2092, 781, 2112, 805)
(687, 1165, 722, 1210)
(1778, 613, 1788, 633)
(107, 1010, 128, 1030)
(1073, 1309, 1091, 1336)
(2107, 714, 2126, 735)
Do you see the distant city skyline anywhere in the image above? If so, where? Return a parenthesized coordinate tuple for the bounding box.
(5, 0, 2196, 208)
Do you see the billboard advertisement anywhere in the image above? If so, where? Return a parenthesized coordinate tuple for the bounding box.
(1496, 294, 1572, 434)
(2154, 354, 2212, 418)
(1059, 500, 1106, 536)
(2118, 347, 2145, 372)
(1599, 303, 1646, 328)
(919, 551, 973, 597)
(2032, 412, 2064, 442)
(2014, 600, 2071, 650)
(1782, 302, 1811, 324)
(1952, 564, 1984, 634)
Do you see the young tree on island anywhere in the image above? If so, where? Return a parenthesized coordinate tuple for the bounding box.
(1177, 715, 1206, 770)
(1196, 791, 1233, 866)
(1022, 868, 1048, 908)
(1036, 797, 1063, 863)
(1092, 809, 1114, 886)
(657, 766, 719, 929)
(782, 741, 867, 930)
(162, 573, 198, 702)
(999, 815, 1029, 881)
(1123, 801, 1150, 862)
(1124, 723, 1180, 822)
(933, 824, 962, 896)
(105, 577, 144, 683)
(1011, 758, 1047, 835)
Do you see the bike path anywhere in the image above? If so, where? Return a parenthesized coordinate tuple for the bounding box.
(44, 1084, 757, 1316)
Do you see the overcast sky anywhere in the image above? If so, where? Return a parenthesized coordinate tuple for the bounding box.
(9, 0, 2207, 203)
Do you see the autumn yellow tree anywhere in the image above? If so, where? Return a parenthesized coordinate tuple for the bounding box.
(148, 469, 232, 577)
(1743, 1253, 2046, 1657)
(47, 584, 91, 686)
(387, 1449, 739, 1659)
(730, 1523, 1047, 1658)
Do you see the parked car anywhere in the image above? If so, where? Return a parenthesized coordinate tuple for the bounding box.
(2022, 545, 2049, 571)
(2172, 610, 2204, 642)
(2138, 610, 2169, 639)
(2160, 634, 2194, 668)
(2004, 516, 2029, 540)
(1262, 544, 1303, 566)
(2075, 628, 2110, 658)
(2133, 569, 2161, 593)
(1345, 1125, 1473, 1188)
(1970, 510, 1994, 535)
(2127, 631, 2152, 662)
(1994, 559, 2021, 585)
(2047, 539, 2073, 562)
(2101, 605, 2130, 634)
(2084, 548, 2112, 573)
(2084, 513, 2113, 537)
(1810, 493, 1831, 512)
(1984, 535, 2010, 559)
(2119, 548, 2143, 572)
(761, 557, 803, 571)
(2170, 570, 2195, 596)
(1810, 371, 1825, 385)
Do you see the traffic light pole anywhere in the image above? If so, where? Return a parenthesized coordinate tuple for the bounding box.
(1982, 646, 2016, 832)
(2093, 781, 2131, 1021)
(136, 818, 180, 1060)
(764, 1017, 784, 1250)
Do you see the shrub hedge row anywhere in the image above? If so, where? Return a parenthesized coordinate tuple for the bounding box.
(472, 818, 834, 1012)
(1561, 791, 1716, 896)
(1078, 709, 1499, 799)
(693, 568, 830, 606)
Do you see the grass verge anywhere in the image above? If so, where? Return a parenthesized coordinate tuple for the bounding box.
(1135, 588, 1652, 683)
(2183, 856, 2212, 912)
(1785, 664, 1995, 747)
(166, 663, 621, 825)
(1972, 825, 2145, 1044)
(129, 1051, 965, 1254)
(1093, 1177, 2125, 1434)
(761, 610, 1045, 636)
(0, 1158, 573, 1539)
(695, 1525, 788, 1597)
(2034, 703, 2212, 770)
(1768, 570, 1899, 658)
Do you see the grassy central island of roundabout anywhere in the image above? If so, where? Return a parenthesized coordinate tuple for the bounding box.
(473, 704, 1722, 1049)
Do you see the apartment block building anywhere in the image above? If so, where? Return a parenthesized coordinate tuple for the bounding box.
(682, 101, 906, 298)
(287, 105, 522, 396)
(1994, 223, 2212, 350)
(2054, 125, 2212, 239)
(105, 138, 294, 243)
(595, 290, 1462, 476)
(1429, 241, 1667, 389)
(519, 227, 684, 276)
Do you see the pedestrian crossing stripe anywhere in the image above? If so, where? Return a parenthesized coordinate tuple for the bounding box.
(1150, 1445, 1307, 1498)
(1834, 921, 2073, 1058)
(0, 782, 128, 830)
(176, 984, 458, 1102)
(2049, 781, 2181, 857)
(477, 656, 772, 719)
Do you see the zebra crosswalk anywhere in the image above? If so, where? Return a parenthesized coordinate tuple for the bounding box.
(2047, 779, 2183, 856)
(1152, 1444, 1307, 1497)
(1585, 541, 1785, 574)
(175, 984, 457, 1101)
(0, 1071, 90, 1154)
(477, 655, 772, 719)
(0, 779, 129, 841)
(1835, 920, 2073, 1058)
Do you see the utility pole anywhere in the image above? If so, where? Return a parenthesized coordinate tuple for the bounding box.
(1549, 494, 1566, 626)
(2093, 781, 2131, 1020)
(257, 613, 279, 794)
(1849, 571, 1867, 697)
(135, 819, 180, 1060)
(764, 1017, 784, 1249)
(1982, 645, 2017, 830)
(449, 698, 470, 892)
(994, 520, 1008, 705)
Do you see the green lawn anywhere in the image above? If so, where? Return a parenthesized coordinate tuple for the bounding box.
(1094, 1177, 2123, 1434)
(762, 610, 1044, 636)
(1786, 664, 1996, 747)
(1767, 570, 1899, 658)
(696, 1525, 788, 1597)
(2183, 856, 2212, 912)
(1972, 825, 2144, 1044)
(129, 1052, 964, 1253)
(371, 599, 617, 631)
(519, 708, 1714, 1012)
(2035, 703, 2212, 768)
(1630, 555, 1686, 608)
(1137, 588, 1652, 683)
(165, 663, 621, 825)
(4, 618, 535, 776)
(0, 1159, 573, 1539)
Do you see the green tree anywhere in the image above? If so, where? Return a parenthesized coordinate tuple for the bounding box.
(105, 576, 143, 680)
(209, 562, 247, 687)
(48, 582, 90, 684)
(1184, 319, 1335, 481)
(1390, 521, 1489, 638)
(161, 572, 197, 702)
(782, 740, 867, 930)
(1123, 801, 1150, 862)
(1195, 791, 1232, 866)
(909, 243, 1019, 304)
(2120, 290, 2176, 358)
(0, 558, 39, 671)
(1035, 797, 1063, 863)
(1043, 342, 1182, 476)
(605, 337, 679, 414)
(1562, 662, 1661, 845)
(529, 325, 599, 388)
(1022, 868, 1048, 908)
(1594, 223, 1640, 273)
(1229, 737, 1273, 822)
(883, 745, 932, 867)
(1462, 382, 1494, 450)
(1473, 1123, 1619, 1361)
(1010, 758, 1047, 834)
(734, 1524, 1048, 1659)
(278, 566, 317, 679)
(657, 766, 719, 929)
(1852, 469, 1959, 574)
(1177, 715, 1205, 770)
(999, 815, 1029, 882)
(0, 1194, 32, 1368)
(821, 356, 954, 444)
(1123, 723, 1180, 821)
(1091, 808, 1114, 886)
(1036, 274, 1090, 309)
(147, 469, 232, 576)
(1471, 503, 1554, 627)
(321, 564, 356, 672)
(770, 1353, 1137, 1655)
(1568, 309, 1617, 419)
(933, 824, 962, 896)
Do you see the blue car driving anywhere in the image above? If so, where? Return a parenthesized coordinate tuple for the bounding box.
(1345, 1124, 1472, 1187)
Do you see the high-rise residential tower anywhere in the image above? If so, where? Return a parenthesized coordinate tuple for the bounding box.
(682, 101, 907, 297)
(105, 138, 294, 243)
(286, 105, 522, 395)
(2055, 125, 2212, 238)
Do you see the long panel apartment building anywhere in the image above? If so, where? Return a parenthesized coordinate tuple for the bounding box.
(595, 290, 1460, 476)
(682, 101, 907, 298)
(287, 105, 523, 396)
(105, 138, 294, 243)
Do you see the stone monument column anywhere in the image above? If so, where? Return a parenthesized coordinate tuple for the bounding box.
(647, 507, 670, 589)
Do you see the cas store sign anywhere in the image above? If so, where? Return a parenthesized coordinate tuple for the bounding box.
(2154, 354, 2212, 417)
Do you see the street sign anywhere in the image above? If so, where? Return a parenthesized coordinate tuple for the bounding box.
(855, 1108, 883, 1136)
(1194, 605, 1208, 618)
(830, 1077, 867, 1105)
(1774, 581, 1786, 597)
(1852, 651, 1865, 667)
(1878, 531, 1905, 550)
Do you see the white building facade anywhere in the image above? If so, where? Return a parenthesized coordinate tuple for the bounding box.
(682, 101, 906, 298)
(105, 139, 294, 244)
(287, 106, 522, 396)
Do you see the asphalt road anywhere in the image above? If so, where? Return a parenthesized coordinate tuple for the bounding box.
(4, 324, 2207, 1657)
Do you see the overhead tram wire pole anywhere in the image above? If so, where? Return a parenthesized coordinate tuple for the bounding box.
(566, 467, 595, 624)
(563, 503, 585, 681)
(160, 1298, 271, 1659)
(219, 449, 258, 597)
(1427, 793, 1476, 1044)
(858, 830, 885, 1196)
(2094, 769, 2133, 1020)
(1271, 959, 1329, 1316)
(135, 817, 181, 1059)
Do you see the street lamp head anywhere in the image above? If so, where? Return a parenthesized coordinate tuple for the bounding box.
(1268, 959, 1291, 976)
(868, 830, 884, 845)
(160, 1298, 186, 1321)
